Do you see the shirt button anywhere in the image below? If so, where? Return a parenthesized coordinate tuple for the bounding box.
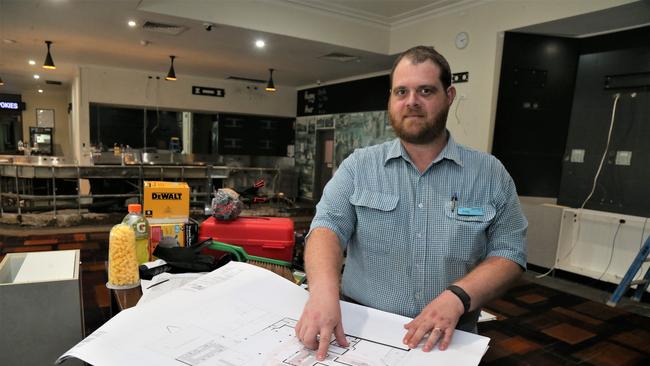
(416, 233, 422, 238)
(418, 203, 424, 208)
(415, 292, 421, 299)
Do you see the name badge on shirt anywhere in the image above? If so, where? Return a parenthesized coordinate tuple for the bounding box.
(457, 207, 484, 216)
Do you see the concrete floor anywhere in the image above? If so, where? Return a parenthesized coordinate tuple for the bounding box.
(524, 270, 650, 318)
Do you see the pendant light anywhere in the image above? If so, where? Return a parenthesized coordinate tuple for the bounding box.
(43, 40, 56, 70)
(165, 55, 177, 81)
(0, 76, 4, 86)
(265, 68, 276, 92)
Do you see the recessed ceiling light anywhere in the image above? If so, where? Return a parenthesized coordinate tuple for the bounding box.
(128, 20, 137, 27)
(38, 89, 43, 93)
(28, 60, 36, 65)
(33, 74, 40, 79)
(255, 39, 265, 48)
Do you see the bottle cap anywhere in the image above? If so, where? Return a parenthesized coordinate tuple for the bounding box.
(127, 203, 142, 213)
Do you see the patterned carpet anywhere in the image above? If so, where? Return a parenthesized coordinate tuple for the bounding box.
(479, 280, 650, 366)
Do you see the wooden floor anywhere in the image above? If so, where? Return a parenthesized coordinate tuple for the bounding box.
(479, 280, 650, 366)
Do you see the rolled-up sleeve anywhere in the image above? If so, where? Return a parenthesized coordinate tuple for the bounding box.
(308, 155, 358, 250)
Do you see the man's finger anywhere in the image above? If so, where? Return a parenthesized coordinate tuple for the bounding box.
(407, 325, 429, 349)
(334, 324, 349, 347)
(402, 324, 417, 345)
(316, 329, 332, 361)
(295, 319, 302, 338)
(438, 327, 454, 350)
(423, 328, 442, 352)
(302, 328, 319, 350)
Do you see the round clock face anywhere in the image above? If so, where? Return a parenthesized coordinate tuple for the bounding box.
(455, 32, 469, 49)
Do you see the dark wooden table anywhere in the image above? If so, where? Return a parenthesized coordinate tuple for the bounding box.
(112, 286, 142, 310)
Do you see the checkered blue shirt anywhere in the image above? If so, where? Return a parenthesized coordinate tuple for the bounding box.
(309, 134, 527, 319)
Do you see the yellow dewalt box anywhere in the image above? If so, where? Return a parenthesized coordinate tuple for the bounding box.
(143, 181, 189, 223)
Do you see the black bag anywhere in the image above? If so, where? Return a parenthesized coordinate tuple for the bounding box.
(152, 239, 230, 273)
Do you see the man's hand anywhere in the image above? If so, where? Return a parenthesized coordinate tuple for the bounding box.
(402, 290, 465, 352)
(296, 293, 349, 361)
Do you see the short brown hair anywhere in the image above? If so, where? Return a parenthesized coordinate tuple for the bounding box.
(390, 46, 452, 90)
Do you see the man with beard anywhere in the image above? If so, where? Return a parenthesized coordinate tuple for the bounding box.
(296, 46, 527, 361)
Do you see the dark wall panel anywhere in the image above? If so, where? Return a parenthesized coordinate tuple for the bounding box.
(217, 113, 294, 156)
(492, 32, 579, 197)
(297, 75, 390, 116)
(557, 46, 650, 217)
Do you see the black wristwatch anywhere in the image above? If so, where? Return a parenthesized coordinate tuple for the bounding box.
(446, 285, 471, 314)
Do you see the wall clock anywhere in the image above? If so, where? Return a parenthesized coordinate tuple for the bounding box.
(455, 31, 469, 49)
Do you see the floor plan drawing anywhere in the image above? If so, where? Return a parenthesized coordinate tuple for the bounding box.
(247, 318, 411, 366)
(146, 308, 411, 366)
(57, 262, 490, 366)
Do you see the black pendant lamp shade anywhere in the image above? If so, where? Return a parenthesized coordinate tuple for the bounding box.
(265, 68, 276, 92)
(165, 55, 177, 81)
(43, 40, 56, 70)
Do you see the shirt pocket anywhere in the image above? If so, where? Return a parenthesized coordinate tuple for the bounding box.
(349, 190, 399, 254)
(443, 201, 496, 263)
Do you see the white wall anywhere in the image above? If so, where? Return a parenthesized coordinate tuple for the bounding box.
(71, 65, 297, 164)
(20, 90, 72, 157)
(556, 208, 649, 287)
(81, 66, 296, 115)
(389, 0, 636, 152)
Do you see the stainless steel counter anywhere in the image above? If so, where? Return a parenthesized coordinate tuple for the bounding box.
(0, 154, 297, 217)
(0, 155, 230, 179)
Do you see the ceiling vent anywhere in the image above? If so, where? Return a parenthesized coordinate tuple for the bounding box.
(142, 21, 188, 35)
(45, 80, 62, 85)
(227, 76, 266, 84)
(318, 52, 360, 62)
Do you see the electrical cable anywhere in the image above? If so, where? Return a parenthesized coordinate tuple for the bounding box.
(536, 93, 621, 279)
(596, 221, 622, 281)
(151, 77, 161, 133)
(454, 95, 467, 135)
(144, 76, 152, 149)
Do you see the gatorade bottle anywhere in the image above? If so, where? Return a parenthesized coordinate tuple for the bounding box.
(122, 203, 150, 264)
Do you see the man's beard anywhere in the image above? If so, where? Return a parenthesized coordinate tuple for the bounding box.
(390, 105, 449, 145)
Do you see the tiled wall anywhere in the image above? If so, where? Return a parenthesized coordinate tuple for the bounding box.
(295, 110, 394, 199)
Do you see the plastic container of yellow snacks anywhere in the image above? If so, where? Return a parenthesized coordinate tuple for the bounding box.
(106, 223, 140, 289)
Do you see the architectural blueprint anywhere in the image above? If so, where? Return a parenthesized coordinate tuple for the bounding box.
(57, 262, 490, 365)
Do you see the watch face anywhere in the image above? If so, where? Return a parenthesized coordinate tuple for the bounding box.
(455, 32, 469, 49)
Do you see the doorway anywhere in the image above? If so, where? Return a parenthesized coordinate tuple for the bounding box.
(313, 129, 334, 202)
(0, 114, 22, 154)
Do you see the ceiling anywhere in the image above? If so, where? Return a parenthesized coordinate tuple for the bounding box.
(0, 0, 460, 96)
(0, 0, 648, 97)
(512, 0, 650, 38)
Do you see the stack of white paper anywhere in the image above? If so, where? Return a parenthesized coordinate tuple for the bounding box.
(57, 262, 490, 365)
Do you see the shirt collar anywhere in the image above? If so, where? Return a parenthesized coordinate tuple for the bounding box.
(384, 130, 464, 167)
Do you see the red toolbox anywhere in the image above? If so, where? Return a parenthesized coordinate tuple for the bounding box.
(199, 216, 295, 262)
